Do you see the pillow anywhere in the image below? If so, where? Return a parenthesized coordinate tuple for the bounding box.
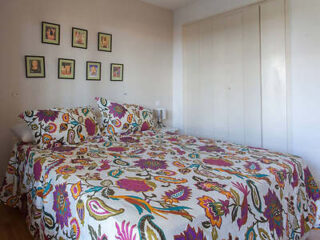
(124, 103, 156, 131)
(19, 107, 100, 148)
(96, 97, 135, 136)
(11, 123, 34, 143)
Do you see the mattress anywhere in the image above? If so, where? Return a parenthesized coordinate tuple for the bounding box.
(1, 129, 319, 239)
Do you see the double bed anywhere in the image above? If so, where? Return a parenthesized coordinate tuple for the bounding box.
(1, 128, 319, 239)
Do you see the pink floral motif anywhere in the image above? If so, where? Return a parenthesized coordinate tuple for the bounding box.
(107, 147, 128, 152)
(134, 159, 168, 171)
(120, 137, 139, 143)
(52, 183, 71, 229)
(116, 178, 156, 192)
(244, 161, 261, 173)
(304, 168, 320, 201)
(203, 158, 233, 167)
(199, 145, 225, 153)
(109, 103, 127, 119)
(263, 189, 283, 238)
(174, 225, 206, 240)
(163, 185, 192, 204)
(233, 182, 249, 229)
(35, 110, 59, 123)
(33, 160, 42, 181)
(115, 220, 137, 240)
(85, 118, 96, 136)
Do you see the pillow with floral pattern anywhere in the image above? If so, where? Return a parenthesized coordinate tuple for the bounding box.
(95, 97, 135, 136)
(19, 107, 100, 148)
(124, 103, 156, 131)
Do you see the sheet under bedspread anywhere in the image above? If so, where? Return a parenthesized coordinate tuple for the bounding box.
(1, 129, 319, 239)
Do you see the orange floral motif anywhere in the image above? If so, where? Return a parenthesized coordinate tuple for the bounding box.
(127, 114, 133, 123)
(154, 176, 187, 184)
(56, 165, 76, 175)
(62, 113, 70, 123)
(42, 134, 52, 144)
(71, 181, 82, 200)
(198, 196, 229, 228)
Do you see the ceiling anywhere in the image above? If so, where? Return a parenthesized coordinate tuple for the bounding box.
(140, 0, 196, 10)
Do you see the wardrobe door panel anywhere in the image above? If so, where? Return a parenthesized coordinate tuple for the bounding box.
(242, 5, 262, 147)
(183, 5, 261, 147)
(260, 0, 287, 152)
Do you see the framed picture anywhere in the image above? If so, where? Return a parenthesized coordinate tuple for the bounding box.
(25, 56, 45, 78)
(72, 27, 87, 49)
(86, 61, 101, 81)
(58, 58, 75, 79)
(98, 32, 112, 52)
(110, 63, 124, 81)
(42, 22, 60, 45)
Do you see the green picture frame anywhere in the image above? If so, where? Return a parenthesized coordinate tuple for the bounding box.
(58, 58, 75, 79)
(110, 63, 124, 81)
(25, 55, 45, 78)
(42, 22, 60, 45)
(86, 61, 101, 81)
(72, 27, 88, 49)
(98, 32, 112, 52)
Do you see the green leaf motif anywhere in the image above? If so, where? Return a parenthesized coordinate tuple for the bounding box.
(231, 206, 239, 222)
(247, 180, 262, 212)
(88, 225, 98, 240)
(138, 215, 166, 240)
(230, 188, 240, 205)
(212, 227, 218, 240)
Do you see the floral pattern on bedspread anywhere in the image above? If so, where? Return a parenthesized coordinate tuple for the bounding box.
(1, 130, 319, 240)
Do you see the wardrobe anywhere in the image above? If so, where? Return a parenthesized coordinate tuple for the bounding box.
(183, 0, 287, 152)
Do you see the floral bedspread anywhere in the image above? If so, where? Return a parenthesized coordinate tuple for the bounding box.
(1, 130, 319, 240)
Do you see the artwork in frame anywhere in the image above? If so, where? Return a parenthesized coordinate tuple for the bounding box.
(42, 22, 60, 45)
(72, 27, 88, 49)
(110, 63, 124, 81)
(58, 58, 75, 79)
(98, 32, 112, 52)
(86, 61, 101, 81)
(25, 55, 45, 78)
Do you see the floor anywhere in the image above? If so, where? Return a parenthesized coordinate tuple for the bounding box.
(307, 230, 320, 240)
(0, 204, 319, 240)
(0, 204, 32, 240)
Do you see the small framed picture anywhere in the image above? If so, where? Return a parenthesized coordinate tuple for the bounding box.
(86, 61, 101, 81)
(42, 22, 60, 45)
(25, 56, 45, 78)
(98, 32, 112, 52)
(110, 63, 124, 81)
(58, 58, 75, 79)
(72, 27, 87, 49)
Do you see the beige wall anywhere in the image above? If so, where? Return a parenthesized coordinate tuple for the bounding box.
(0, 0, 173, 179)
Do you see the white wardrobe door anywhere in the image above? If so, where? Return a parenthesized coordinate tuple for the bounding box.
(183, 5, 261, 147)
(260, 0, 287, 152)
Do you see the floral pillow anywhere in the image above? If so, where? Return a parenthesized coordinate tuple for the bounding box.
(95, 98, 135, 136)
(123, 103, 156, 131)
(19, 107, 100, 148)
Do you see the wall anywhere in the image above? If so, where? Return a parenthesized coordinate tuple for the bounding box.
(287, 0, 320, 182)
(172, 0, 263, 129)
(0, 0, 173, 179)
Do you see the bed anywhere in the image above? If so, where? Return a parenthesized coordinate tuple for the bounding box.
(1, 128, 320, 240)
